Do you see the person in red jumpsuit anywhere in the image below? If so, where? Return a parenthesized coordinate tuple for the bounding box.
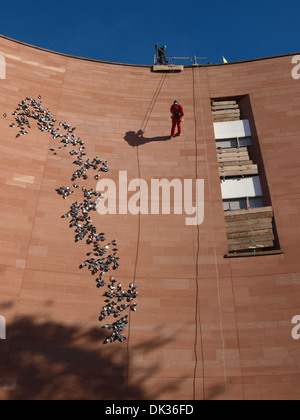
(170, 100, 184, 138)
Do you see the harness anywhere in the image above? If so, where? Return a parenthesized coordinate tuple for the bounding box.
(172, 105, 183, 119)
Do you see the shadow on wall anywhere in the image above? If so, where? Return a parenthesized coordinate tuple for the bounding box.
(124, 130, 171, 147)
(2, 314, 182, 400)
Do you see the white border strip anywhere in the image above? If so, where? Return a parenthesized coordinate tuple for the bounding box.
(0, 51, 65, 73)
(0, 55, 6, 79)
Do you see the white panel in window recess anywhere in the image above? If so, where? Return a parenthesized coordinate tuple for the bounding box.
(216, 137, 253, 149)
(214, 120, 251, 140)
(216, 139, 238, 149)
(221, 176, 262, 200)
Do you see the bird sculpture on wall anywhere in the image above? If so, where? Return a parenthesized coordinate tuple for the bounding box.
(4, 96, 138, 344)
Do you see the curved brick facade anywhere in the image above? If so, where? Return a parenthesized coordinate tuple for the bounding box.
(0, 35, 300, 400)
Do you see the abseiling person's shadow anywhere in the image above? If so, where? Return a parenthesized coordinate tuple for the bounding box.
(124, 130, 171, 147)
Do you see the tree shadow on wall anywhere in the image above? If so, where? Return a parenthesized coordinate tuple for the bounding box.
(3, 316, 181, 401)
(124, 130, 171, 147)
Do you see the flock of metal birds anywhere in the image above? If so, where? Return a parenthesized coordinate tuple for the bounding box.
(4, 97, 138, 344)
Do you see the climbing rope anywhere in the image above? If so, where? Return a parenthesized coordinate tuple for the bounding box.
(193, 65, 229, 399)
(125, 73, 168, 398)
(140, 73, 167, 134)
(169, 58, 176, 101)
(166, 64, 206, 400)
(191, 67, 206, 401)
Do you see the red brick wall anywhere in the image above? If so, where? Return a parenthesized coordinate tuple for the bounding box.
(0, 36, 299, 400)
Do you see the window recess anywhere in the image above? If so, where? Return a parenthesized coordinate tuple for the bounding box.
(212, 97, 282, 257)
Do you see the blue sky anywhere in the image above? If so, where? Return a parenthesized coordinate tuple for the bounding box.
(0, 0, 299, 65)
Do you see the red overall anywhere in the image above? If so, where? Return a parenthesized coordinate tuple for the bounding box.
(170, 103, 184, 137)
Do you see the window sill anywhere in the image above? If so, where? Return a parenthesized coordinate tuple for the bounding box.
(225, 249, 284, 258)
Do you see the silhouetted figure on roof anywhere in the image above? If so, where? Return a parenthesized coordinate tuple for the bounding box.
(156, 45, 169, 65)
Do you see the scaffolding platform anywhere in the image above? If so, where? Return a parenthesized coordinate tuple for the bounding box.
(152, 65, 184, 72)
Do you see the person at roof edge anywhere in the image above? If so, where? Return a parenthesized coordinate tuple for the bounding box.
(157, 45, 169, 65)
(170, 100, 184, 138)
